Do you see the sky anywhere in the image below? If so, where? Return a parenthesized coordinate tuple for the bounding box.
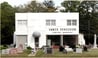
(0, 0, 64, 7)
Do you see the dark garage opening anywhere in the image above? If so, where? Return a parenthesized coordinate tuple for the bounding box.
(46, 35, 78, 48)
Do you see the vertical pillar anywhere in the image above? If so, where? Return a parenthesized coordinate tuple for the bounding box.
(13, 32, 16, 44)
(93, 34, 97, 48)
(77, 34, 80, 45)
(60, 35, 63, 46)
(76, 35, 78, 45)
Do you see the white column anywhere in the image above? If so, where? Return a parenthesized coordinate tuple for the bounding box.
(93, 34, 97, 48)
(78, 34, 80, 45)
(60, 35, 63, 46)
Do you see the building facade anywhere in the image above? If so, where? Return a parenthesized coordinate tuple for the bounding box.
(14, 13, 83, 49)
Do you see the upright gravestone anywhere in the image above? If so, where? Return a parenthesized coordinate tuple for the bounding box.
(46, 47, 52, 54)
(47, 39, 51, 47)
(76, 48, 82, 53)
(2, 49, 6, 54)
(2, 49, 10, 54)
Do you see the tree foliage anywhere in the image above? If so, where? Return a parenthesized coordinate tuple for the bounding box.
(79, 1, 98, 34)
(1, 2, 15, 44)
(43, 0, 56, 12)
(61, 1, 80, 12)
(15, 1, 45, 12)
(15, 0, 56, 12)
(61, 1, 98, 35)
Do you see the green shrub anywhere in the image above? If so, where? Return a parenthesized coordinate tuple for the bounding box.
(23, 49, 31, 54)
(0, 45, 8, 50)
(35, 49, 45, 56)
(26, 46, 32, 50)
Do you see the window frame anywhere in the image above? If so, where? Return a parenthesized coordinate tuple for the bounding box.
(17, 20, 27, 26)
(46, 19, 56, 26)
(67, 19, 77, 26)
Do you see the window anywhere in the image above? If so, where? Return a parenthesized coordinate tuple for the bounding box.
(46, 20, 50, 26)
(72, 20, 77, 26)
(67, 20, 71, 26)
(18, 20, 27, 25)
(67, 19, 77, 26)
(51, 20, 56, 26)
(46, 19, 56, 26)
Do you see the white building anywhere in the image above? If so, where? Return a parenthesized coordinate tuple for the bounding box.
(14, 13, 84, 49)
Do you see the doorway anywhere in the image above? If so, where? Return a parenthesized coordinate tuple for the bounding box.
(46, 35, 77, 48)
(35, 37, 39, 48)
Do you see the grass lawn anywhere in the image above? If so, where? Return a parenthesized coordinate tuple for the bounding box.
(1, 48, 98, 58)
(35, 49, 98, 57)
